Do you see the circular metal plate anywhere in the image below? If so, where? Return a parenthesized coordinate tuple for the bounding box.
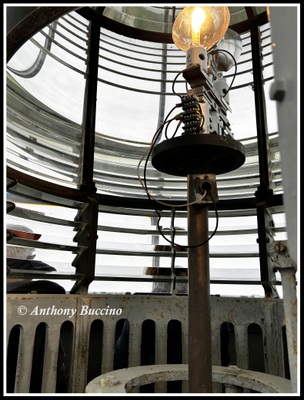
(151, 134, 246, 176)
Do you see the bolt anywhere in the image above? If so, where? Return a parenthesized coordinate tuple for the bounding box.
(274, 242, 287, 254)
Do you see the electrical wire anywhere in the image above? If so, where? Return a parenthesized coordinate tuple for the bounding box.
(136, 106, 207, 209)
(172, 70, 188, 98)
(137, 140, 207, 209)
(165, 119, 182, 140)
(138, 69, 219, 248)
(186, 190, 219, 248)
(154, 191, 219, 249)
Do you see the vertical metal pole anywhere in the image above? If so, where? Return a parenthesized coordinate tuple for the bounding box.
(78, 19, 100, 192)
(249, 12, 278, 297)
(72, 19, 100, 294)
(278, 267, 297, 393)
(270, 241, 298, 393)
(187, 176, 212, 393)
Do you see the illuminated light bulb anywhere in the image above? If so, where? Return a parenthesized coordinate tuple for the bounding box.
(172, 6, 230, 52)
(191, 8, 206, 46)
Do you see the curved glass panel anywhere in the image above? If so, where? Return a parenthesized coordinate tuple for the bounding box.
(6, 191, 287, 297)
(102, 6, 180, 34)
(7, 13, 88, 124)
(5, 6, 292, 299)
(101, 6, 267, 34)
(6, 9, 279, 202)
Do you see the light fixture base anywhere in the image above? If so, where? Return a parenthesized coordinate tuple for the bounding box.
(151, 134, 245, 176)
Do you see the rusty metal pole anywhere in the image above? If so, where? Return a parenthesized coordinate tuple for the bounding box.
(270, 241, 298, 393)
(187, 175, 213, 393)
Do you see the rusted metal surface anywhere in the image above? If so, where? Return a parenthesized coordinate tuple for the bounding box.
(187, 198, 212, 392)
(85, 364, 292, 393)
(6, 294, 290, 393)
(270, 241, 298, 393)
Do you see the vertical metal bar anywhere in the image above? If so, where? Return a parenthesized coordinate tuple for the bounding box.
(14, 325, 37, 392)
(271, 242, 298, 393)
(269, 6, 298, 263)
(155, 8, 169, 137)
(127, 321, 141, 368)
(234, 325, 249, 370)
(248, 9, 270, 188)
(41, 326, 60, 393)
(187, 175, 212, 392)
(69, 299, 90, 392)
(101, 320, 117, 374)
(262, 301, 284, 376)
(278, 267, 297, 393)
(78, 19, 100, 192)
(255, 196, 278, 297)
(154, 322, 167, 392)
(250, 18, 278, 297)
(70, 19, 100, 294)
(182, 319, 189, 393)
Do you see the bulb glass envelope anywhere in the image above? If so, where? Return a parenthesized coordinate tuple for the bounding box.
(212, 28, 243, 72)
(172, 6, 230, 51)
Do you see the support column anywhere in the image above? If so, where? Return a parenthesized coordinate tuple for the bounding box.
(187, 175, 213, 393)
(270, 241, 297, 393)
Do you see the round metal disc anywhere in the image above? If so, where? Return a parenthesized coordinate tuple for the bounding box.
(151, 134, 246, 176)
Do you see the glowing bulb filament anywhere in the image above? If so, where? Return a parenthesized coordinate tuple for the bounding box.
(191, 8, 206, 46)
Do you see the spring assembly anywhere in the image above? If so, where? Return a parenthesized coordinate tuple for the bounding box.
(180, 95, 202, 135)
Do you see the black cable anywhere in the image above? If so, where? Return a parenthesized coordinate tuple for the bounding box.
(165, 119, 182, 139)
(155, 190, 219, 249)
(143, 69, 220, 249)
(141, 101, 184, 195)
(143, 116, 178, 197)
(170, 209, 177, 291)
(172, 70, 188, 98)
(199, 114, 205, 133)
(141, 104, 219, 248)
(186, 191, 219, 248)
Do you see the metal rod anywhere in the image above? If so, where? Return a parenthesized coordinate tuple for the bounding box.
(271, 242, 298, 393)
(187, 176, 212, 392)
(278, 267, 297, 393)
(78, 19, 100, 192)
